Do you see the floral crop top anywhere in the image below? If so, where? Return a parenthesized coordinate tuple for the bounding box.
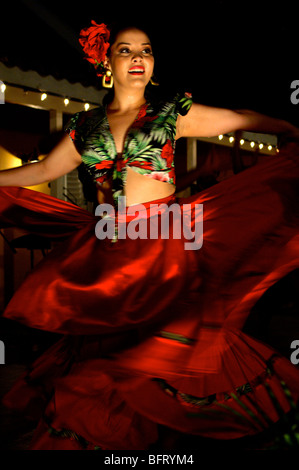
(65, 92, 193, 206)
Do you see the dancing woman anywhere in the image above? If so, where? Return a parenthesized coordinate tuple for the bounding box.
(1, 21, 299, 450)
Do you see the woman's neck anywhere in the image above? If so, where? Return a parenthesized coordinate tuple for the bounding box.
(108, 88, 146, 114)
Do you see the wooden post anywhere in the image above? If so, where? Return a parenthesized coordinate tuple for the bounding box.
(183, 137, 198, 196)
(187, 138, 197, 171)
(49, 109, 67, 201)
(231, 131, 245, 174)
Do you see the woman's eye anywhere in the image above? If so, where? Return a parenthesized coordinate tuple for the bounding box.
(118, 48, 152, 55)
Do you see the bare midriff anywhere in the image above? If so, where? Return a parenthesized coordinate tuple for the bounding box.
(97, 166, 175, 207)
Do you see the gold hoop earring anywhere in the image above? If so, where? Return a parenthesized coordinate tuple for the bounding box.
(150, 76, 159, 86)
(102, 70, 113, 89)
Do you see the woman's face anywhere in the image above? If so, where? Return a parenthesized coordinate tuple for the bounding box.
(105, 28, 154, 90)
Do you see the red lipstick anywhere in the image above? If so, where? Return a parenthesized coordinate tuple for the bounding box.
(128, 66, 145, 75)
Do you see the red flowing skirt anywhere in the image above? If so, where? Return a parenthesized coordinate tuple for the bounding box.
(1, 143, 299, 450)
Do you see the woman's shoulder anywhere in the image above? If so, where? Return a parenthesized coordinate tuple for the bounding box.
(65, 105, 106, 135)
(148, 89, 193, 117)
(65, 105, 107, 147)
(170, 91, 193, 116)
(68, 105, 106, 126)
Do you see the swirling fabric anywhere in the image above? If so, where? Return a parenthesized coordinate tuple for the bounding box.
(1, 143, 299, 449)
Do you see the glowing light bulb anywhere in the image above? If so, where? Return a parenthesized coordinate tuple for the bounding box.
(250, 141, 255, 148)
(1, 83, 6, 93)
(64, 98, 70, 106)
(259, 143, 264, 149)
(218, 134, 224, 140)
(229, 136, 234, 143)
(267, 145, 272, 151)
(41, 93, 47, 101)
(240, 139, 245, 145)
(84, 103, 90, 111)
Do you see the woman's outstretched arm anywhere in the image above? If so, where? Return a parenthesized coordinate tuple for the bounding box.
(176, 103, 299, 140)
(0, 134, 82, 187)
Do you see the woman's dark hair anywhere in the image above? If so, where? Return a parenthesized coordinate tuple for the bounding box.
(106, 21, 156, 57)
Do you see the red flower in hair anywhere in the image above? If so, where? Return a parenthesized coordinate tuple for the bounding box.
(79, 21, 110, 76)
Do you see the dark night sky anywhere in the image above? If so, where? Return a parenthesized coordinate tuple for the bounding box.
(1, 0, 299, 124)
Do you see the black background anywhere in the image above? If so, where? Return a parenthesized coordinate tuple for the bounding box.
(1, 0, 299, 123)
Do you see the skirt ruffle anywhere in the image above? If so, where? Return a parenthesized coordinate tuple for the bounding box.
(1, 142, 299, 449)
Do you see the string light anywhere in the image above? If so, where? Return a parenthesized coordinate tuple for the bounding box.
(216, 135, 277, 153)
(3, 82, 100, 111)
